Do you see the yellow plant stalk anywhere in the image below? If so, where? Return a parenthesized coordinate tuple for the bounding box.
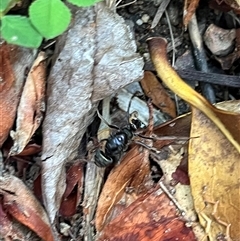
(147, 37, 240, 153)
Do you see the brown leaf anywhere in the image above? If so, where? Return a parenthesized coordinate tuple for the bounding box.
(183, 0, 200, 26)
(95, 144, 151, 232)
(0, 43, 34, 147)
(10, 52, 46, 156)
(141, 71, 176, 118)
(0, 175, 54, 241)
(189, 101, 240, 240)
(97, 187, 196, 241)
(59, 162, 84, 217)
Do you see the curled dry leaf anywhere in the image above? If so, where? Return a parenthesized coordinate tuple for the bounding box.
(189, 100, 240, 241)
(140, 71, 176, 118)
(41, 2, 143, 224)
(0, 42, 34, 147)
(10, 51, 46, 156)
(95, 144, 151, 232)
(97, 187, 197, 241)
(0, 175, 54, 241)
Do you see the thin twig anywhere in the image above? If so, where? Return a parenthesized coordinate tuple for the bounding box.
(151, 0, 171, 29)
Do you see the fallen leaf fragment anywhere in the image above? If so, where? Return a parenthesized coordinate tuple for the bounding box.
(0, 175, 54, 241)
(0, 42, 34, 147)
(10, 51, 46, 156)
(95, 144, 151, 232)
(140, 71, 176, 118)
(189, 100, 240, 241)
(97, 187, 197, 241)
(59, 162, 84, 217)
(147, 37, 240, 153)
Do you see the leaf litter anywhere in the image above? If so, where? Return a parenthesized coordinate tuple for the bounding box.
(1, 1, 240, 241)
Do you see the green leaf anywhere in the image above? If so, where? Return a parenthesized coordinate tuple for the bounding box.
(29, 0, 71, 39)
(67, 0, 101, 7)
(0, 0, 10, 11)
(1, 15, 43, 48)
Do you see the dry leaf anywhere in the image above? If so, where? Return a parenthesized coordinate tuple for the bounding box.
(10, 51, 46, 156)
(0, 200, 26, 241)
(0, 42, 34, 147)
(41, 2, 143, 225)
(189, 100, 240, 241)
(97, 187, 197, 241)
(95, 144, 151, 231)
(59, 162, 84, 217)
(141, 71, 176, 118)
(0, 175, 54, 241)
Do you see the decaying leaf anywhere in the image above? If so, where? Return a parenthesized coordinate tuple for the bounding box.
(59, 162, 84, 217)
(9, 51, 46, 156)
(97, 186, 197, 241)
(0, 175, 54, 241)
(41, 2, 143, 225)
(189, 100, 240, 241)
(95, 144, 151, 232)
(0, 42, 34, 147)
(140, 71, 176, 118)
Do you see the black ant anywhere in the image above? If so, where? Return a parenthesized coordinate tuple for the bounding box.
(94, 111, 142, 167)
(94, 94, 144, 167)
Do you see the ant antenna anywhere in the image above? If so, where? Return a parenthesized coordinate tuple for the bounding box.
(96, 109, 120, 130)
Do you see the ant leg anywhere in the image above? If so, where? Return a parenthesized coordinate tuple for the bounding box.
(96, 109, 119, 130)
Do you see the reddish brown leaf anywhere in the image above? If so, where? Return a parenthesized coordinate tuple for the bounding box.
(95, 144, 151, 232)
(140, 71, 176, 118)
(17, 143, 42, 156)
(0, 197, 26, 240)
(0, 43, 32, 147)
(59, 162, 84, 217)
(97, 187, 196, 241)
(10, 52, 46, 156)
(0, 175, 54, 241)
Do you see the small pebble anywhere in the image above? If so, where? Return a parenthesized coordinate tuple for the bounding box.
(141, 14, 150, 23)
(136, 19, 143, 25)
